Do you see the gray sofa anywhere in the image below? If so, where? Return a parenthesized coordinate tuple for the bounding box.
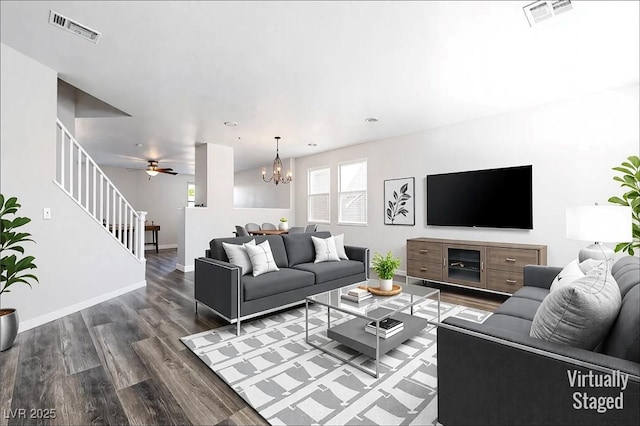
(195, 231, 369, 334)
(438, 256, 640, 425)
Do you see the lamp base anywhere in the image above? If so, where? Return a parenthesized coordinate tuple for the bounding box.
(578, 242, 614, 263)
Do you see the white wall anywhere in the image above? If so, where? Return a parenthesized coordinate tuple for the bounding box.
(0, 43, 145, 331)
(294, 85, 640, 268)
(234, 160, 292, 209)
(56, 79, 75, 136)
(178, 144, 294, 271)
(102, 166, 195, 249)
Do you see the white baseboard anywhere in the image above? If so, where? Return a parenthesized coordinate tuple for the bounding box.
(176, 263, 195, 272)
(145, 244, 177, 251)
(18, 280, 147, 333)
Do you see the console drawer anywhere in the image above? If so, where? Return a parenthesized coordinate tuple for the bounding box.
(487, 269, 524, 293)
(486, 247, 539, 272)
(407, 241, 442, 263)
(407, 260, 443, 281)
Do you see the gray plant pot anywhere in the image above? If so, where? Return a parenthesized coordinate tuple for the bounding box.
(0, 309, 19, 351)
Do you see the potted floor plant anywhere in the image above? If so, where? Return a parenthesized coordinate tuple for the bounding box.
(372, 251, 401, 291)
(608, 155, 640, 255)
(1, 195, 38, 351)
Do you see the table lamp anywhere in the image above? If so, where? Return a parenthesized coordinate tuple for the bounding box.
(566, 205, 632, 262)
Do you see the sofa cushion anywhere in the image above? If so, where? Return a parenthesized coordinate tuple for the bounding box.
(483, 314, 533, 336)
(312, 235, 341, 263)
(494, 297, 541, 322)
(245, 240, 280, 277)
(210, 235, 289, 268)
(243, 268, 315, 301)
(222, 240, 255, 275)
(512, 287, 549, 302)
(530, 265, 622, 350)
(601, 284, 640, 363)
(334, 234, 349, 260)
(612, 256, 640, 298)
(282, 231, 331, 267)
(293, 260, 365, 284)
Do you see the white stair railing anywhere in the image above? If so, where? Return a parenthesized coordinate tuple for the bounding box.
(54, 119, 146, 262)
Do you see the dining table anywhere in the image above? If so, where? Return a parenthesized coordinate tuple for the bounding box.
(247, 229, 289, 235)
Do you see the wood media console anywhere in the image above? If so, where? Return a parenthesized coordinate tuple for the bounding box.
(406, 238, 547, 295)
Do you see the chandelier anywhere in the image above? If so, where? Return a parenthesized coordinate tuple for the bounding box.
(262, 136, 292, 185)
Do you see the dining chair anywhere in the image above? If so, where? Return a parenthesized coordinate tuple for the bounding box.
(304, 224, 318, 232)
(235, 225, 249, 237)
(245, 223, 261, 232)
(261, 222, 277, 230)
(288, 226, 305, 234)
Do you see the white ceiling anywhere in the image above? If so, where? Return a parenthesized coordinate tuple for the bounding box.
(1, 1, 638, 174)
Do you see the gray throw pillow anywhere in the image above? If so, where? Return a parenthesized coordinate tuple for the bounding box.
(222, 239, 255, 275)
(530, 264, 622, 350)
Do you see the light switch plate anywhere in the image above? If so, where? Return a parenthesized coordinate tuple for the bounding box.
(43, 208, 51, 220)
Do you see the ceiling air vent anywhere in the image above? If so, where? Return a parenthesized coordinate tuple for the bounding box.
(49, 10, 101, 43)
(523, 0, 573, 27)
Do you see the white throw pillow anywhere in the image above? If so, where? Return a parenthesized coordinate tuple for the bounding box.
(245, 240, 280, 277)
(312, 235, 341, 263)
(222, 240, 255, 275)
(530, 264, 622, 350)
(550, 259, 584, 292)
(334, 234, 349, 260)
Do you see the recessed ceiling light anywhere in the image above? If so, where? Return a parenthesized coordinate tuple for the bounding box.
(365, 117, 379, 123)
(307, 143, 317, 147)
(224, 121, 238, 127)
(135, 143, 143, 147)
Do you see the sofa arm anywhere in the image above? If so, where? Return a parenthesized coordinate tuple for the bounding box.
(195, 257, 240, 321)
(345, 246, 370, 278)
(523, 264, 562, 289)
(438, 317, 640, 425)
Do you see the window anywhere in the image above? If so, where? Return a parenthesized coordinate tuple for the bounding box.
(339, 160, 367, 225)
(187, 182, 195, 207)
(308, 167, 330, 223)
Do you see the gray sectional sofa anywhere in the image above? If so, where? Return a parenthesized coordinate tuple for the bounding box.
(195, 231, 369, 334)
(438, 256, 639, 425)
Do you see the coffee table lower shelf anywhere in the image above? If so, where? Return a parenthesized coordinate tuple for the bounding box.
(326, 312, 430, 359)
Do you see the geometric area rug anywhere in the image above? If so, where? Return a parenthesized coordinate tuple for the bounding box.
(181, 297, 491, 426)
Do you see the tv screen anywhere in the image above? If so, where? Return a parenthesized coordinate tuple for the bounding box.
(426, 165, 533, 229)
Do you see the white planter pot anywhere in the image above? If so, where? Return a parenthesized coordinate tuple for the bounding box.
(379, 278, 393, 291)
(279, 222, 288, 231)
(0, 309, 19, 352)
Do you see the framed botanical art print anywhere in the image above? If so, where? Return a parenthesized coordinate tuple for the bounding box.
(384, 177, 415, 225)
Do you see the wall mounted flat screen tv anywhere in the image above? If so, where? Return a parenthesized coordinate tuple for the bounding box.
(426, 165, 533, 229)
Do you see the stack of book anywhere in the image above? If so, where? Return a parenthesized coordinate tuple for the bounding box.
(340, 287, 373, 303)
(365, 318, 404, 339)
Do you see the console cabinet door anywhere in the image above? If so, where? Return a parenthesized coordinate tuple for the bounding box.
(443, 245, 486, 289)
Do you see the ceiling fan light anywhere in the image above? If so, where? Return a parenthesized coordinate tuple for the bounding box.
(146, 170, 159, 177)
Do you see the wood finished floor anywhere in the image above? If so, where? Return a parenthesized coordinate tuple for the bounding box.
(1, 249, 503, 426)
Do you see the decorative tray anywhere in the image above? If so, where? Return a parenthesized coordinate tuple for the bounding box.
(359, 284, 402, 296)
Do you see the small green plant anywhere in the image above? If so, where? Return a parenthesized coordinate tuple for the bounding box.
(608, 155, 640, 255)
(280, 217, 288, 222)
(372, 251, 401, 280)
(1, 195, 38, 295)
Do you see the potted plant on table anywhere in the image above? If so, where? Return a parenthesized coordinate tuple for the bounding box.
(279, 217, 289, 231)
(1, 195, 39, 351)
(372, 251, 401, 291)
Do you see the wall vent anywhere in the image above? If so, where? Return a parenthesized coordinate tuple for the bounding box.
(523, 0, 573, 27)
(49, 10, 101, 43)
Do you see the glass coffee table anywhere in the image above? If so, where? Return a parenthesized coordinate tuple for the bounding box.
(305, 281, 440, 378)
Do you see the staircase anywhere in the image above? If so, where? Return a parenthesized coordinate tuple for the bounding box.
(54, 119, 146, 261)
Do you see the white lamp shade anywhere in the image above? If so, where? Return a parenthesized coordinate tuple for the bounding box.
(566, 205, 632, 242)
(146, 170, 159, 177)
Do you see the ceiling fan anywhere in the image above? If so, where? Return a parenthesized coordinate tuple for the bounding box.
(145, 160, 178, 177)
